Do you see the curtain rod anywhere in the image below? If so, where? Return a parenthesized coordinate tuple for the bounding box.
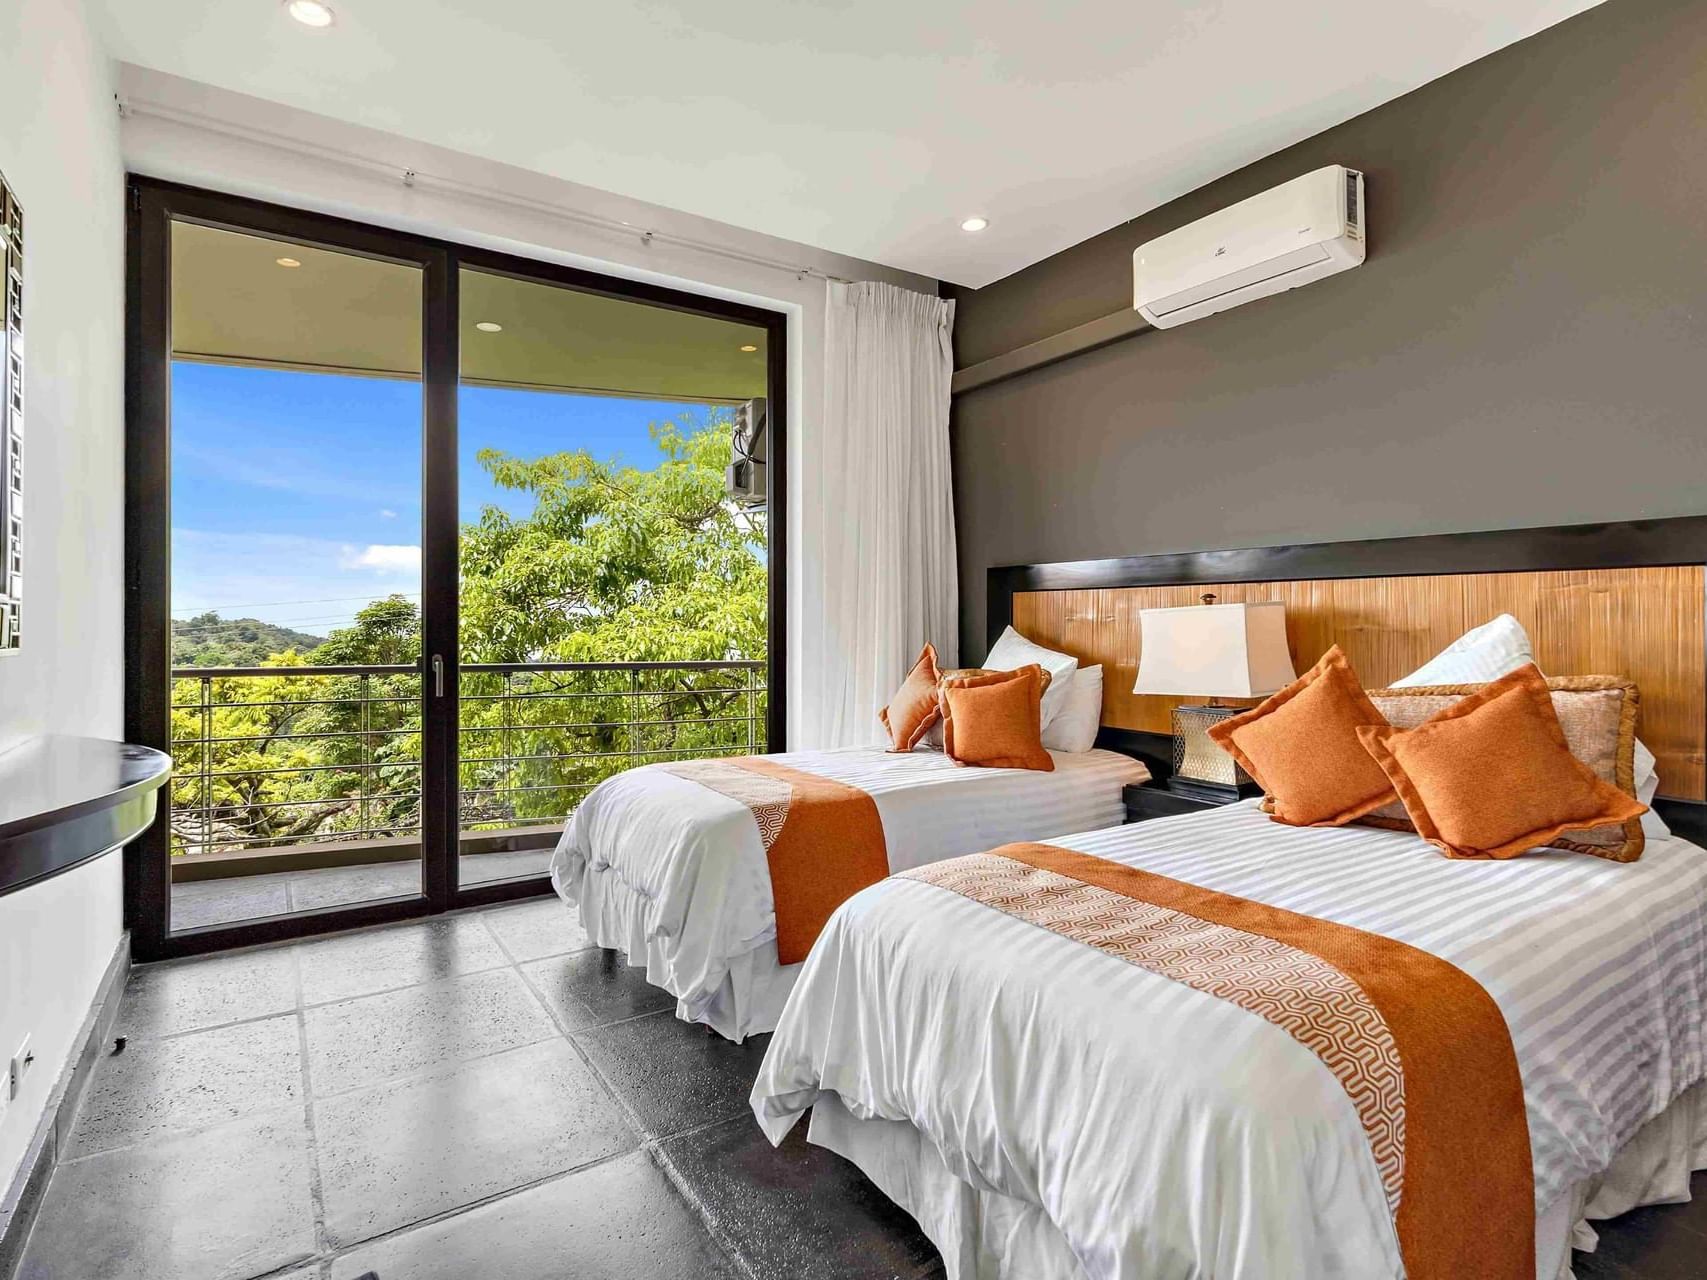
(118, 96, 857, 286)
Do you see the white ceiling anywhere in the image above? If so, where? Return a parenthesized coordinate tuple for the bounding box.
(95, 0, 1603, 288)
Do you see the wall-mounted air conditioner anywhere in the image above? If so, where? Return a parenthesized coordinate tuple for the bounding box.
(1133, 165, 1365, 329)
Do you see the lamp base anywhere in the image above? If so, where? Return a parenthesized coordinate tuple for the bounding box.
(1164, 774, 1263, 804)
(1168, 703, 1263, 802)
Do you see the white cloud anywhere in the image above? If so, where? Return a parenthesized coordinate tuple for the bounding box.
(378, 509, 398, 519)
(342, 544, 423, 574)
(171, 528, 421, 633)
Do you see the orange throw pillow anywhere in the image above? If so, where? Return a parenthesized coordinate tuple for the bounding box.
(941, 666, 1054, 771)
(1356, 664, 1648, 861)
(1206, 645, 1395, 827)
(879, 644, 943, 752)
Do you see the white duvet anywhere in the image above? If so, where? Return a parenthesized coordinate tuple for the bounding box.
(751, 801, 1707, 1279)
(550, 746, 1148, 1039)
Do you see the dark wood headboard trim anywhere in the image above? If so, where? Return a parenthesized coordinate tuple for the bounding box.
(987, 515, 1707, 648)
(988, 514, 1707, 840)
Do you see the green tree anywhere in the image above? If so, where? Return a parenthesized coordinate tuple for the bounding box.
(460, 411, 764, 664)
(456, 410, 766, 829)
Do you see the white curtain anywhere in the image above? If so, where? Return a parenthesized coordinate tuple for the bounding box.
(805, 281, 958, 749)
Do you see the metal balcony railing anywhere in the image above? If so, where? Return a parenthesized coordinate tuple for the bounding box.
(168, 659, 767, 859)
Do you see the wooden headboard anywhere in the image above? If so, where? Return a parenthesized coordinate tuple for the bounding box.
(988, 517, 1707, 806)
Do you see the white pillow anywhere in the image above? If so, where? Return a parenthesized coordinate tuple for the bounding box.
(1393, 613, 1660, 799)
(985, 625, 1078, 730)
(1041, 665, 1103, 753)
(1389, 614, 1533, 687)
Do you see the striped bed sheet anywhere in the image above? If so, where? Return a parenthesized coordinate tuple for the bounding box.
(550, 745, 1148, 1040)
(752, 800, 1707, 1278)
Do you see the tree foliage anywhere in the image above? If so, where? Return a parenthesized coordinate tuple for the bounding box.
(170, 410, 767, 856)
(461, 415, 765, 664)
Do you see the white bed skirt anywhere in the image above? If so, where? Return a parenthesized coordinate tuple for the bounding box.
(806, 1079, 1707, 1280)
(571, 859, 798, 1042)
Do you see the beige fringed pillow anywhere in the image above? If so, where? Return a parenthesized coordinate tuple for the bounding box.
(1366, 674, 1646, 862)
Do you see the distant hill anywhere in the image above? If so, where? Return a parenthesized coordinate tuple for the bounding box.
(172, 612, 328, 668)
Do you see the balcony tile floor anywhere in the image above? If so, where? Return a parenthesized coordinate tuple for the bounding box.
(14, 894, 1705, 1280)
(168, 848, 556, 930)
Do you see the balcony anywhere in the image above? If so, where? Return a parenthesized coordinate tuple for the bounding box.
(167, 658, 767, 930)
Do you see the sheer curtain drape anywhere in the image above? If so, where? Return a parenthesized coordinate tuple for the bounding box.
(803, 281, 958, 749)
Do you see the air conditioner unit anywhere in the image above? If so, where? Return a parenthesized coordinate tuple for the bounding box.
(1133, 165, 1365, 329)
(726, 397, 767, 509)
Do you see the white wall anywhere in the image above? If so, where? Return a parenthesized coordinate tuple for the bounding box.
(0, 0, 126, 1200)
(118, 66, 938, 751)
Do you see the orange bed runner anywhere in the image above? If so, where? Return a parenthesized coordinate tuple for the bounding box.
(905, 842, 1534, 1280)
(662, 756, 889, 964)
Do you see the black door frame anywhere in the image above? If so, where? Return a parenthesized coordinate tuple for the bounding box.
(124, 176, 789, 960)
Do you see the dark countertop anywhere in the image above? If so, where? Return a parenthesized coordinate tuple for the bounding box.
(0, 735, 171, 840)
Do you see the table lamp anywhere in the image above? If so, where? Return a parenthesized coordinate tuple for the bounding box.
(1133, 596, 1295, 801)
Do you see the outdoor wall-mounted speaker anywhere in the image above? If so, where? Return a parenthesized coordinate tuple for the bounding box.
(727, 397, 767, 509)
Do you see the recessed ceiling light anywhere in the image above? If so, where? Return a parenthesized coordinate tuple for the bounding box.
(960, 216, 989, 233)
(285, 0, 335, 28)
(275, 256, 302, 268)
(475, 321, 503, 333)
(739, 344, 758, 353)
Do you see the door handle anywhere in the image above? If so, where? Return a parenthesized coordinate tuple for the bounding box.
(431, 653, 445, 698)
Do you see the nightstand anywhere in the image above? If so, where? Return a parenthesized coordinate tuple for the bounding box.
(1123, 782, 1236, 824)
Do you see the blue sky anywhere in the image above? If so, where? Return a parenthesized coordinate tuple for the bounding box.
(171, 362, 716, 637)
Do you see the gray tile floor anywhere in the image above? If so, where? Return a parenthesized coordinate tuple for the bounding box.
(168, 849, 555, 930)
(12, 894, 1704, 1280)
(12, 895, 942, 1280)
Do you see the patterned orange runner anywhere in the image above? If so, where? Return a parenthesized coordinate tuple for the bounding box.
(661, 757, 889, 965)
(903, 842, 1534, 1280)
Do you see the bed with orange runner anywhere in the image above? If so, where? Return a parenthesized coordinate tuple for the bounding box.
(549, 745, 1147, 1040)
(751, 799, 1707, 1279)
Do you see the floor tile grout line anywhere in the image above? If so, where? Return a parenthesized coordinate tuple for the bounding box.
(53, 1097, 311, 1168)
(115, 1001, 303, 1045)
(565, 1002, 680, 1038)
(292, 944, 337, 1265)
(311, 1143, 645, 1269)
(473, 900, 525, 966)
(509, 932, 651, 1143)
(646, 1131, 761, 1280)
(512, 946, 612, 1042)
(296, 951, 518, 1012)
(650, 1106, 763, 1147)
(304, 1023, 565, 1104)
(119, 936, 615, 1047)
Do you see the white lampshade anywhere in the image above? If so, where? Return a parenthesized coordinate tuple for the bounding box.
(1133, 601, 1296, 699)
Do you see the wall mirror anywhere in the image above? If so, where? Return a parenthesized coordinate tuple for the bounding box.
(1, 172, 21, 651)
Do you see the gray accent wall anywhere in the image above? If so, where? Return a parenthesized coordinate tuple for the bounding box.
(950, 0, 1707, 658)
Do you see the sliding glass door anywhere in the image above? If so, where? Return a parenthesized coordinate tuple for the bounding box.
(125, 180, 786, 959)
(163, 220, 429, 930)
(451, 263, 773, 887)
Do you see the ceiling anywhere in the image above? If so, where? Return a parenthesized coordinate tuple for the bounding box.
(104, 1, 1602, 288)
(170, 222, 768, 401)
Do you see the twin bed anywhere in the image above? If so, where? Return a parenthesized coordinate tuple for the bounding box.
(551, 518, 1707, 1280)
(551, 743, 1147, 1040)
(753, 802, 1707, 1279)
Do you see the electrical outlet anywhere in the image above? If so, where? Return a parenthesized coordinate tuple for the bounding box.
(8, 1034, 31, 1100)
